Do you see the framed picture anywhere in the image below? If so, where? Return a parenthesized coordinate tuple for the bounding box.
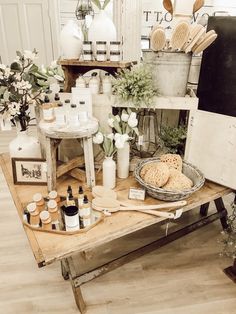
(12, 158, 47, 185)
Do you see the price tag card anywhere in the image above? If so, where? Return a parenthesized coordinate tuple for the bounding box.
(128, 187, 146, 201)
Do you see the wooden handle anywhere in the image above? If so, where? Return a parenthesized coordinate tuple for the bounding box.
(163, 0, 173, 15)
(193, 0, 204, 13)
(119, 200, 187, 210)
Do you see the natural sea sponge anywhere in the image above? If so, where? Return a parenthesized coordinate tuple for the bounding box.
(162, 169, 193, 191)
(160, 154, 183, 172)
(143, 162, 170, 188)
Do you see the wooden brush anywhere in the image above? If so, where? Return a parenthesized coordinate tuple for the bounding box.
(151, 28, 166, 51)
(170, 21, 190, 50)
(150, 24, 164, 38)
(192, 32, 218, 54)
(193, 30, 215, 48)
(184, 24, 205, 53)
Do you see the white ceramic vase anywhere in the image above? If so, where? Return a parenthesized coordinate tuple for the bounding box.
(88, 10, 117, 48)
(117, 141, 130, 179)
(60, 20, 84, 59)
(102, 156, 116, 189)
(9, 129, 42, 158)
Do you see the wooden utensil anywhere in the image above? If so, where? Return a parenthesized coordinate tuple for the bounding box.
(193, 0, 204, 13)
(92, 185, 117, 199)
(92, 197, 185, 219)
(170, 21, 190, 50)
(151, 28, 166, 51)
(184, 24, 205, 53)
(192, 31, 218, 54)
(163, 0, 173, 15)
(150, 24, 164, 38)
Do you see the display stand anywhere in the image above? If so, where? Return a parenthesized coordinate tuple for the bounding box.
(58, 60, 137, 92)
(39, 119, 98, 191)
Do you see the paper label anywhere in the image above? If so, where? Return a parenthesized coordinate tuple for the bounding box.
(129, 188, 146, 201)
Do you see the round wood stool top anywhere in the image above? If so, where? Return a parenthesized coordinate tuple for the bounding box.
(39, 118, 99, 139)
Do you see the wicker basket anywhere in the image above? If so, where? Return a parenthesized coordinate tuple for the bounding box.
(134, 157, 205, 201)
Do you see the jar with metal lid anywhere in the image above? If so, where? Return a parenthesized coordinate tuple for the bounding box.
(63, 206, 80, 231)
(33, 193, 45, 213)
(96, 41, 107, 51)
(42, 95, 55, 122)
(110, 41, 121, 52)
(27, 202, 40, 228)
(83, 40, 92, 51)
(40, 211, 52, 231)
(110, 51, 121, 62)
(83, 51, 93, 61)
(96, 51, 107, 62)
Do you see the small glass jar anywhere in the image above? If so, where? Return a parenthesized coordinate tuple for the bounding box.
(48, 190, 61, 204)
(42, 95, 54, 122)
(83, 50, 93, 61)
(48, 199, 60, 229)
(110, 41, 121, 52)
(96, 41, 107, 51)
(40, 210, 52, 231)
(76, 75, 86, 88)
(54, 103, 66, 127)
(27, 202, 40, 228)
(64, 206, 80, 231)
(83, 40, 92, 51)
(110, 51, 121, 62)
(96, 51, 107, 62)
(33, 193, 45, 213)
(68, 104, 80, 126)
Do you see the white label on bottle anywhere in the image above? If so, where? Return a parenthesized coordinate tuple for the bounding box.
(80, 206, 91, 217)
(78, 111, 88, 123)
(65, 214, 80, 230)
(78, 198, 84, 207)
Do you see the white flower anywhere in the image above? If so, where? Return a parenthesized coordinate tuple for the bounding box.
(41, 65, 47, 74)
(14, 73, 21, 81)
(93, 132, 104, 144)
(24, 50, 37, 60)
(114, 133, 121, 141)
(121, 134, 130, 142)
(13, 80, 32, 90)
(107, 133, 114, 141)
(54, 74, 64, 82)
(4, 68, 13, 78)
(115, 137, 125, 149)
(128, 117, 138, 128)
(8, 102, 21, 115)
(115, 115, 120, 122)
(108, 118, 114, 128)
(50, 60, 58, 69)
(121, 112, 129, 122)
(0, 73, 3, 80)
(0, 64, 6, 71)
(130, 112, 137, 120)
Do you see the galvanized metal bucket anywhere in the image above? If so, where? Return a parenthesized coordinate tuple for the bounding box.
(142, 50, 192, 97)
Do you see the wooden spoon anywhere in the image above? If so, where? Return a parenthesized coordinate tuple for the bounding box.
(163, 0, 173, 15)
(193, 0, 204, 13)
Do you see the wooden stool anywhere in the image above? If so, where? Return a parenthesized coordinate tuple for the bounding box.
(39, 119, 98, 191)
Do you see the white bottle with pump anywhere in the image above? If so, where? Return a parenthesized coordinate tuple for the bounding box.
(89, 72, 100, 95)
(102, 73, 112, 94)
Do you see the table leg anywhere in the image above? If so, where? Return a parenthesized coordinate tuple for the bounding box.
(200, 202, 210, 216)
(66, 258, 87, 313)
(224, 259, 236, 283)
(83, 137, 95, 188)
(45, 137, 61, 192)
(61, 259, 69, 280)
(214, 197, 228, 230)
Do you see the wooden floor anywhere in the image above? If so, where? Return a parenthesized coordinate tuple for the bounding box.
(0, 129, 236, 314)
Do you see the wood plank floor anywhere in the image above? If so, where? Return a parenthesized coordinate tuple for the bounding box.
(0, 129, 236, 314)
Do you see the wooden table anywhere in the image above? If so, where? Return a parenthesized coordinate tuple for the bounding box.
(58, 60, 137, 92)
(0, 153, 232, 313)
